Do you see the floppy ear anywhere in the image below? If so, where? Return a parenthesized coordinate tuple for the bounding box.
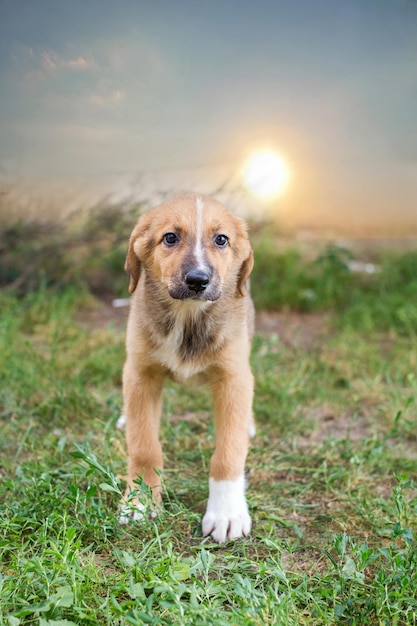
(237, 245, 254, 297)
(125, 212, 152, 294)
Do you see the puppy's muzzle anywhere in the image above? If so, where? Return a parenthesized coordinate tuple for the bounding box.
(168, 266, 220, 301)
(184, 270, 210, 293)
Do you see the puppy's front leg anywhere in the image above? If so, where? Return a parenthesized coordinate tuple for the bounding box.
(120, 365, 165, 523)
(203, 365, 254, 542)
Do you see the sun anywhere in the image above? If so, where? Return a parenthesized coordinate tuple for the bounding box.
(243, 149, 289, 199)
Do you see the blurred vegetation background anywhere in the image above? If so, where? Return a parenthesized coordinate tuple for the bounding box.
(1, 198, 417, 336)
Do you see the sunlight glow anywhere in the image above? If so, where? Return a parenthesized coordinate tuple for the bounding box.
(243, 149, 289, 199)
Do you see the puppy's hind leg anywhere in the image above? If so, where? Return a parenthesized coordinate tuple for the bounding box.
(120, 365, 165, 523)
(248, 412, 256, 438)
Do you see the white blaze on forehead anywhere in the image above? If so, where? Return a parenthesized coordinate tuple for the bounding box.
(195, 196, 208, 270)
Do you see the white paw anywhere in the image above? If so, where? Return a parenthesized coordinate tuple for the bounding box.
(119, 502, 145, 525)
(119, 499, 157, 524)
(116, 414, 126, 430)
(202, 476, 251, 543)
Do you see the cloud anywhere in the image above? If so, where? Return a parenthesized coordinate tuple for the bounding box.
(41, 49, 97, 72)
(66, 56, 96, 70)
(89, 89, 125, 108)
(87, 77, 126, 109)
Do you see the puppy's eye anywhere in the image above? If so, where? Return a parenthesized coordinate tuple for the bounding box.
(163, 232, 180, 246)
(213, 234, 229, 248)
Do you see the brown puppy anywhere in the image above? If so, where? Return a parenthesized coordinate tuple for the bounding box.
(120, 192, 255, 542)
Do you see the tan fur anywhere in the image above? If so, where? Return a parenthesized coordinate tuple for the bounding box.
(122, 192, 255, 526)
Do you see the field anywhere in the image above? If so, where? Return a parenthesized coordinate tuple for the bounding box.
(1, 209, 417, 625)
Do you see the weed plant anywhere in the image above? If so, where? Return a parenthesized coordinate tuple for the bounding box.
(0, 203, 146, 297)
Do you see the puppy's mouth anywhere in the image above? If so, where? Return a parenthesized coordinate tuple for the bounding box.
(168, 269, 221, 302)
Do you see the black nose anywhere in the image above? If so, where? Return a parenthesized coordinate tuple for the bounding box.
(185, 270, 210, 292)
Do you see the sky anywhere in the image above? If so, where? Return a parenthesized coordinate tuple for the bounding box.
(1, 0, 417, 229)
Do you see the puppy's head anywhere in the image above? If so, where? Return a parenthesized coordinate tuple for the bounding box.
(125, 193, 253, 302)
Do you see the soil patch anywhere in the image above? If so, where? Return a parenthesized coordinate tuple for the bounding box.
(76, 297, 130, 331)
(255, 310, 331, 350)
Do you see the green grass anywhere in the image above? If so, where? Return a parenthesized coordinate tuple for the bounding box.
(1, 286, 417, 625)
(252, 238, 417, 336)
